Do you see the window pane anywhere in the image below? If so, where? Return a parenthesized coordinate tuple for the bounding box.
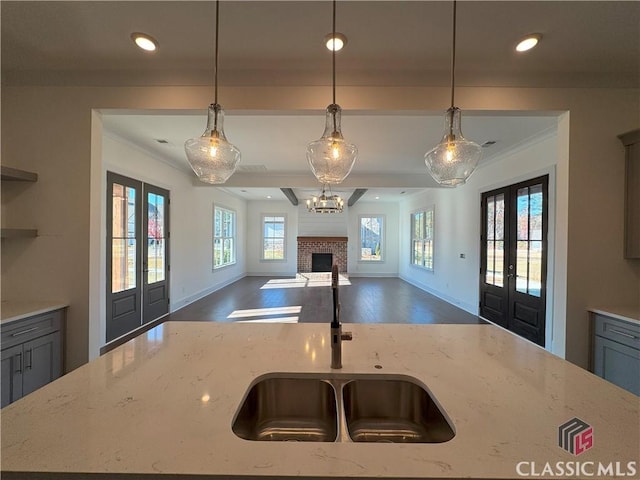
(495, 194, 504, 240)
(487, 197, 495, 240)
(486, 240, 495, 285)
(112, 239, 136, 293)
(425, 210, 433, 240)
(516, 240, 529, 294)
(528, 240, 542, 297)
(412, 240, 420, 265)
(494, 240, 504, 287)
(529, 184, 543, 241)
(414, 212, 423, 239)
(360, 216, 382, 261)
(214, 238, 222, 267)
(517, 187, 530, 241)
(424, 240, 433, 270)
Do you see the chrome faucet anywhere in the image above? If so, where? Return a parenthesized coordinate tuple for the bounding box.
(331, 265, 352, 369)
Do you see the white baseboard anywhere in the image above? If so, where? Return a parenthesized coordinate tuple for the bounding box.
(347, 272, 398, 278)
(246, 271, 297, 277)
(170, 272, 246, 312)
(399, 274, 478, 315)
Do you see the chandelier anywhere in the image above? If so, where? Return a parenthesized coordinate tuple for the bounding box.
(306, 185, 345, 214)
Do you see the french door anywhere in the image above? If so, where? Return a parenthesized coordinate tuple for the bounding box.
(480, 175, 548, 346)
(106, 172, 170, 343)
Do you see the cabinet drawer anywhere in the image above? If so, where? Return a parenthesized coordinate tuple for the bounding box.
(1, 310, 63, 349)
(594, 314, 640, 350)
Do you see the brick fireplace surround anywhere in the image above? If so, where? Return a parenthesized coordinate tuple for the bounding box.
(297, 236, 348, 273)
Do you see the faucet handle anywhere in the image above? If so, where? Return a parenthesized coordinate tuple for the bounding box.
(341, 331, 353, 341)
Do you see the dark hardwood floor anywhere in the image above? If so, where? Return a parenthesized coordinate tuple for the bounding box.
(165, 275, 484, 325)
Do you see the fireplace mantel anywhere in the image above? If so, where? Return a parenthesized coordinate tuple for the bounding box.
(297, 236, 348, 242)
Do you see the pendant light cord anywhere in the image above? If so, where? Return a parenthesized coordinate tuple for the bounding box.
(331, 0, 337, 133)
(449, 0, 457, 109)
(332, 0, 336, 106)
(213, 0, 220, 129)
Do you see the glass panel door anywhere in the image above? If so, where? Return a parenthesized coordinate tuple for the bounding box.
(107, 173, 142, 342)
(480, 175, 548, 346)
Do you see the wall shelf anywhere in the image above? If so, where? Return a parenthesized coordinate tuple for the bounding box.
(1, 228, 38, 239)
(1, 166, 38, 182)
(1, 166, 39, 238)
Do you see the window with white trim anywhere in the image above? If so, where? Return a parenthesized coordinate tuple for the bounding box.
(213, 205, 236, 269)
(262, 214, 286, 260)
(411, 207, 434, 270)
(359, 215, 384, 261)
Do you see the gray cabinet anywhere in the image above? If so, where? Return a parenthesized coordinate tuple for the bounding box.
(618, 129, 640, 258)
(592, 313, 640, 396)
(1, 309, 64, 407)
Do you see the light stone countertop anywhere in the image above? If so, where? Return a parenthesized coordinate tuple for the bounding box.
(1, 322, 639, 479)
(589, 307, 640, 327)
(0, 300, 68, 324)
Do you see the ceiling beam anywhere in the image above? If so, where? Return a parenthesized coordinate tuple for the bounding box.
(280, 188, 298, 206)
(347, 189, 368, 207)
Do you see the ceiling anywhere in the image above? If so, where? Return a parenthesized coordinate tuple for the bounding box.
(3, 1, 637, 202)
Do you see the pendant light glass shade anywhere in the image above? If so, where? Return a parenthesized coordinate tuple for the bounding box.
(185, 103, 240, 184)
(425, 1, 481, 187)
(184, 0, 240, 184)
(425, 107, 481, 187)
(307, 104, 357, 185)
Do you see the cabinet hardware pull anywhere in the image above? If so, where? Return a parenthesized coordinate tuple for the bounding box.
(11, 326, 39, 337)
(25, 349, 32, 370)
(15, 352, 22, 373)
(610, 328, 637, 340)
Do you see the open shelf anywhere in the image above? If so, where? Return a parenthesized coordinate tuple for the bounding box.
(1, 166, 38, 182)
(1, 228, 38, 239)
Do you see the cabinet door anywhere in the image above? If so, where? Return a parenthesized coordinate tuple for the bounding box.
(22, 332, 62, 397)
(594, 336, 640, 396)
(1, 345, 24, 408)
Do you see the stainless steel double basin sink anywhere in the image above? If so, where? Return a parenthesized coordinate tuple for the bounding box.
(232, 374, 455, 444)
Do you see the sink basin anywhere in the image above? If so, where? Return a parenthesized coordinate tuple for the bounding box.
(343, 378, 455, 443)
(232, 374, 454, 444)
(232, 377, 338, 442)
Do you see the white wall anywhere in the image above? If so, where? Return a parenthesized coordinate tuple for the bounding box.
(399, 131, 559, 348)
(348, 201, 400, 277)
(246, 200, 298, 276)
(100, 132, 247, 346)
(297, 203, 348, 236)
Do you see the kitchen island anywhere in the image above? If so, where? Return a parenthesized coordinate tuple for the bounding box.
(1, 322, 638, 479)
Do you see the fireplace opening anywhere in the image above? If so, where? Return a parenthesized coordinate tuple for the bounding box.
(312, 253, 333, 272)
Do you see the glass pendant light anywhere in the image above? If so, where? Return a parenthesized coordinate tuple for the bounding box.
(185, 0, 240, 184)
(307, 0, 357, 185)
(425, 0, 481, 187)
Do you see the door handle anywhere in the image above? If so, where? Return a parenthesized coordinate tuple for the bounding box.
(507, 264, 514, 278)
(11, 326, 39, 337)
(15, 352, 22, 374)
(25, 349, 32, 370)
(609, 328, 638, 340)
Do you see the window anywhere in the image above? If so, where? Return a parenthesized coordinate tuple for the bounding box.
(411, 207, 434, 271)
(213, 205, 236, 269)
(262, 214, 286, 260)
(359, 215, 384, 261)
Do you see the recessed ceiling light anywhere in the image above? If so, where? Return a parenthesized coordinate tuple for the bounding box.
(375, 196, 380, 200)
(324, 32, 347, 51)
(131, 32, 158, 52)
(267, 195, 272, 199)
(515, 34, 542, 52)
